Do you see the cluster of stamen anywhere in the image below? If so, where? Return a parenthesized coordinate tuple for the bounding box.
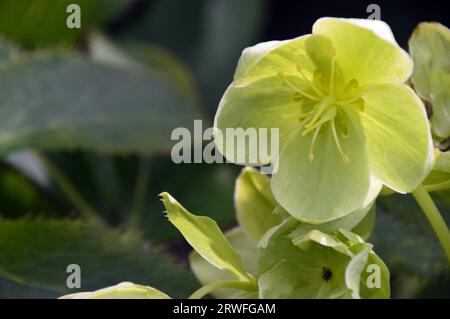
(278, 52, 369, 163)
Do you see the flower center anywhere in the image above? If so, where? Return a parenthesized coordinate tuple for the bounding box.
(278, 53, 369, 163)
(321, 267, 333, 282)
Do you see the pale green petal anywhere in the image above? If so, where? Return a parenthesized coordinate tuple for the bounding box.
(434, 150, 450, 173)
(342, 19, 398, 44)
(259, 230, 353, 298)
(258, 260, 323, 298)
(345, 248, 370, 299)
(423, 150, 450, 192)
(233, 35, 314, 84)
(271, 112, 379, 223)
(258, 218, 314, 275)
(59, 282, 171, 299)
(359, 251, 391, 298)
(409, 22, 450, 138)
(190, 227, 258, 298)
(312, 18, 412, 85)
(350, 205, 376, 241)
(305, 34, 335, 74)
(235, 167, 281, 241)
(359, 83, 434, 193)
(346, 243, 390, 299)
(160, 192, 250, 281)
(292, 229, 353, 256)
(288, 201, 376, 240)
(214, 76, 303, 164)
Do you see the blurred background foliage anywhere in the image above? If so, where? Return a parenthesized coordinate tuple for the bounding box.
(0, 0, 447, 298)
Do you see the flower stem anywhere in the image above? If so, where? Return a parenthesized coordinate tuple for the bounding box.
(412, 184, 450, 263)
(424, 180, 450, 192)
(188, 280, 258, 299)
(129, 158, 150, 231)
(35, 151, 99, 222)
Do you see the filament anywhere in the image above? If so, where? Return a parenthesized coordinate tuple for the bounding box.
(296, 65, 325, 98)
(331, 120, 349, 163)
(309, 125, 321, 162)
(278, 72, 321, 101)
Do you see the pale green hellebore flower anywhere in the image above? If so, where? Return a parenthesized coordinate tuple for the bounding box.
(214, 18, 434, 223)
(258, 221, 390, 299)
(162, 168, 381, 299)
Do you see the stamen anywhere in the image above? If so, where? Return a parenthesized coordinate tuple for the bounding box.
(354, 98, 365, 112)
(293, 93, 303, 101)
(296, 65, 325, 98)
(305, 97, 333, 129)
(331, 120, 350, 163)
(342, 79, 359, 95)
(329, 48, 336, 95)
(309, 125, 321, 162)
(302, 107, 337, 135)
(278, 72, 321, 101)
(337, 85, 371, 105)
(335, 109, 349, 138)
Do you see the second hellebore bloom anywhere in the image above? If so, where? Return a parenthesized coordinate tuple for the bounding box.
(214, 18, 434, 223)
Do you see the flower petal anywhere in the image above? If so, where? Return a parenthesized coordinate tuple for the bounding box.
(271, 112, 380, 223)
(233, 35, 315, 84)
(214, 75, 302, 165)
(312, 18, 412, 85)
(359, 83, 434, 192)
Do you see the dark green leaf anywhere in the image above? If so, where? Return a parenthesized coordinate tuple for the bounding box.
(0, 0, 133, 48)
(371, 194, 449, 276)
(0, 219, 199, 298)
(118, 0, 267, 113)
(0, 53, 204, 156)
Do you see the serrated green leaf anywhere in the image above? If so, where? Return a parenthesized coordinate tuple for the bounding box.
(0, 219, 198, 298)
(0, 53, 204, 156)
(160, 192, 251, 281)
(189, 227, 258, 298)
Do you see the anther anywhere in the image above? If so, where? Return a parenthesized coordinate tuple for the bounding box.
(342, 79, 359, 95)
(354, 98, 365, 112)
